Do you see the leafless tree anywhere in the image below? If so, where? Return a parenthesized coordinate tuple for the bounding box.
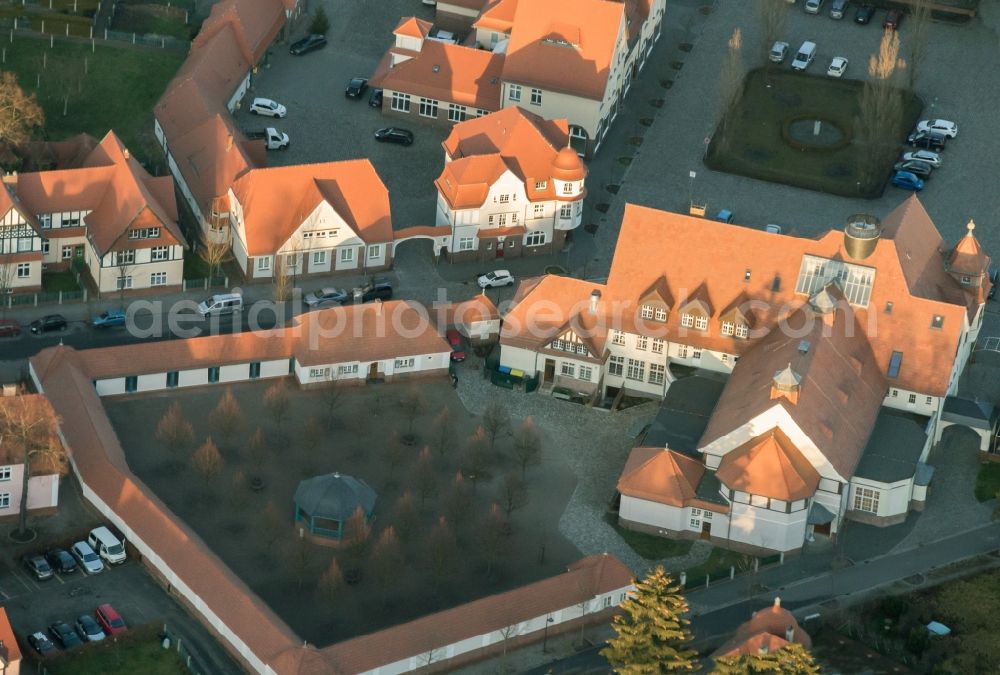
(319, 376, 344, 429)
(370, 526, 403, 593)
(497, 472, 528, 519)
(906, 0, 932, 91)
(479, 503, 507, 577)
(464, 426, 489, 492)
(575, 572, 599, 647)
(511, 416, 542, 478)
(755, 0, 788, 69)
(716, 27, 746, 153)
(318, 558, 344, 603)
(0, 395, 65, 537)
(113, 248, 135, 306)
(228, 470, 248, 509)
(398, 386, 427, 439)
(496, 615, 523, 663)
(393, 490, 419, 542)
(248, 426, 269, 465)
(191, 437, 224, 479)
(199, 234, 231, 279)
(50, 57, 85, 117)
(857, 30, 906, 191)
(287, 532, 317, 590)
(481, 400, 510, 451)
(272, 254, 293, 303)
(300, 416, 324, 455)
(416, 646, 444, 669)
(425, 516, 458, 585)
(430, 406, 455, 459)
(381, 431, 405, 482)
(209, 388, 244, 442)
(415, 446, 437, 505)
(0, 261, 16, 318)
(444, 471, 471, 526)
(343, 506, 372, 564)
(155, 401, 195, 451)
(0, 72, 45, 146)
(264, 380, 290, 430)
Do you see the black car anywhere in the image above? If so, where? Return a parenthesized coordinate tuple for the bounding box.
(346, 279, 393, 304)
(368, 88, 383, 109)
(49, 620, 83, 649)
(27, 631, 57, 656)
(30, 314, 67, 334)
(345, 77, 368, 98)
(893, 160, 934, 179)
(906, 130, 947, 151)
(374, 127, 414, 146)
(46, 548, 78, 574)
(854, 4, 875, 23)
(289, 33, 327, 55)
(23, 554, 55, 581)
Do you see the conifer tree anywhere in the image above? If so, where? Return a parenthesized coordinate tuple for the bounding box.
(712, 643, 820, 675)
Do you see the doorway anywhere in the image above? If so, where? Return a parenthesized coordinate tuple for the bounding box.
(544, 359, 555, 383)
(701, 521, 712, 540)
(367, 362, 378, 380)
(496, 241, 504, 259)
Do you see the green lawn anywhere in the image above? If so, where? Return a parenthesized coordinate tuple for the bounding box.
(4, 35, 184, 166)
(111, 6, 194, 41)
(683, 548, 749, 586)
(974, 462, 1000, 501)
(44, 630, 188, 675)
(41, 270, 80, 292)
(706, 68, 923, 199)
(603, 512, 693, 560)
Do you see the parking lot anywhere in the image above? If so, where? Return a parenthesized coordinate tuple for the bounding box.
(596, 0, 1000, 270)
(234, 0, 450, 230)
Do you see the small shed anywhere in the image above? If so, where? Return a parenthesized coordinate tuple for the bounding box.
(293, 473, 377, 540)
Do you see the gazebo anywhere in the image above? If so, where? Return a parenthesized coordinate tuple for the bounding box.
(293, 472, 377, 541)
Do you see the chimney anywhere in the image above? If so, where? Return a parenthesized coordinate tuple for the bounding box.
(123, 147, 130, 159)
(589, 289, 601, 315)
(785, 625, 795, 642)
(1, 171, 16, 185)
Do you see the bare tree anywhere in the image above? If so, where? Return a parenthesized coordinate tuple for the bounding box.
(343, 506, 372, 564)
(857, 30, 906, 191)
(271, 248, 296, 303)
(417, 646, 444, 669)
(575, 572, 599, 647)
(425, 516, 458, 585)
(261, 500, 285, 546)
(393, 490, 419, 542)
(50, 57, 85, 117)
(464, 426, 489, 492)
(155, 401, 194, 451)
(318, 558, 344, 603)
(497, 472, 528, 519)
(755, 0, 788, 69)
(430, 406, 455, 459)
(906, 0, 932, 91)
(113, 248, 135, 306)
(444, 471, 471, 526)
(289, 532, 317, 590)
(0, 261, 16, 318)
(369, 526, 403, 593)
(0, 72, 45, 146)
(192, 437, 224, 479)
(248, 426, 269, 465)
(300, 416, 324, 454)
(415, 446, 436, 505)
(228, 470, 248, 509)
(319, 376, 344, 429)
(511, 416, 542, 478)
(199, 235, 231, 279)
(481, 400, 510, 451)
(398, 386, 427, 440)
(716, 27, 746, 154)
(264, 380, 290, 430)
(0, 395, 65, 538)
(478, 503, 507, 577)
(209, 388, 244, 442)
(381, 431, 405, 482)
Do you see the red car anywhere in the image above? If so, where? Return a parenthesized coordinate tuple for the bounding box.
(94, 603, 127, 635)
(0, 319, 21, 338)
(445, 329, 466, 362)
(883, 8, 903, 29)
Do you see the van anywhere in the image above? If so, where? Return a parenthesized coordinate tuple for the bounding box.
(791, 41, 817, 71)
(829, 0, 848, 19)
(198, 292, 243, 316)
(804, 0, 824, 13)
(87, 526, 127, 565)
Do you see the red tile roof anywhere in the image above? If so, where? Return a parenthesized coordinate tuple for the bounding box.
(0, 607, 21, 666)
(393, 15, 432, 39)
(230, 160, 393, 256)
(320, 554, 633, 673)
(501, 274, 608, 352)
(617, 447, 704, 507)
(374, 41, 504, 110)
(502, 0, 624, 100)
(435, 154, 508, 209)
(474, 0, 519, 32)
(715, 429, 821, 502)
(948, 220, 990, 277)
(193, 0, 285, 65)
(713, 597, 811, 657)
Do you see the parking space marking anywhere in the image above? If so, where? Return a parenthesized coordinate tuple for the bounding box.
(11, 566, 42, 593)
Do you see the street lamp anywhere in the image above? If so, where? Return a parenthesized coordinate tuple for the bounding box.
(542, 616, 555, 653)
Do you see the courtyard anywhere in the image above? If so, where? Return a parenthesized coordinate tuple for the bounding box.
(104, 377, 583, 645)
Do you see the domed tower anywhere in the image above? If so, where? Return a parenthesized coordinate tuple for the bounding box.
(947, 220, 991, 292)
(843, 213, 881, 261)
(550, 146, 587, 235)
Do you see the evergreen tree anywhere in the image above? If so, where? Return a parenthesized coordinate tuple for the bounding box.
(712, 643, 820, 675)
(601, 565, 697, 673)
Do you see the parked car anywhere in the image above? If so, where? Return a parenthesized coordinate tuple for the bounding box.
(30, 314, 67, 334)
(345, 77, 369, 98)
(893, 160, 934, 179)
(804, 0, 824, 13)
(368, 88, 383, 108)
(901, 150, 941, 167)
(906, 130, 947, 151)
(48, 621, 83, 649)
(791, 41, 817, 71)
(87, 526, 127, 565)
(23, 554, 54, 581)
(243, 127, 289, 150)
(916, 119, 958, 138)
(70, 541, 105, 575)
(883, 8, 903, 29)
(45, 548, 78, 574)
(826, 56, 848, 77)
(829, 0, 849, 18)
(446, 329, 466, 362)
(374, 127, 414, 146)
(854, 4, 875, 23)
(95, 603, 127, 635)
(289, 34, 327, 55)
(0, 319, 21, 337)
(27, 631, 57, 656)
(304, 287, 349, 308)
(891, 171, 924, 191)
(353, 279, 393, 304)
(75, 614, 106, 642)
(477, 270, 515, 288)
(769, 41, 789, 63)
(249, 97, 287, 118)
(92, 309, 126, 328)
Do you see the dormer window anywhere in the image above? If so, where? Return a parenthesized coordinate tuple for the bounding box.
(535, 180, 547, 191)
(721, 321, 735, 336)
(694, 316, 708, 331)
(735, 324, 749, 338)
(562, 182, 573, 195)
(612, 331, 625, 346)
(654, 307, 667, 322)
(961, 275, 971, 285)
(681, 313, 694, 328)
(640, 305, 654, 320)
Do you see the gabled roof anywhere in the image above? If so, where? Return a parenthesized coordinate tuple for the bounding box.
(373, 41, 504, 110)
(715, 429, 820, 501)
(502, 0, 624, 100)
(393, 15, 432, 39)
(193, 0, 285, 65)
(638, 275, 673, 308)
(617, 447, 704, 507)
(230, 160, 392, 255)
(501, 275, 608, 353)
(474, 0, 519, 32)
(435, 154, 509, 209)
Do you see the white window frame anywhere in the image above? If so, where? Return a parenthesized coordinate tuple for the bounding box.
(391, 92, 410, 112)
(649, 363, 665, 386)
(612, 331, 625, 346)
(578, 365, 593, 381)
(16, 263, 30, 278)
(694, 315, 709, 331)
(721, 321, 735, 336)
(532, 203, 545, 218)
(151, 245, 169, 262)
(640, 305, 654, 320)
(394, 358, 415, 369)
(735, 323, 749, 339)
(419, 98, 439, 118)
(626, 358, 644, 381)
(340, 248, 355, 263)
(338, 364, 359, 376)
(448, 104, 466, 122)
(150, 271, 167, 286)
(651, 338, 664, 354)
(257, 256, 271, 271)
(508, 84, 521, 102)
(853, 486, 880, 514)
(534, 180, 547, 191)
(654, 307, 667, 322)
(609, 355, 624, 376)
(559, 204, 572, 219)
(680, 313, 694, 328)
(525, 231, 545, 247)
(458, 237, 474, 251)
(636, 335, 648, 351)
(115, 275, 133, 290)
(530, 88, 542, 105)
(367, 244, 382, 260)
(0, 466, 10, 481)
(312, 250, 327, 266)
(0, 493, 9, 509)
(61, 245, 73, 260)
(560, 362, 575, 377)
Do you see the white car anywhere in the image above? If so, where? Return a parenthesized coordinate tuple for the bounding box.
(769, 41, 789, 63)
(901, 150, 942, 168)
(916, 119, 958, 138)
(477, 270, 515, 288)
(826, 56, 848, 78)
(70, 541, 105, 575)
(791, 41, 816, 71)
(249, 98, 287, 118)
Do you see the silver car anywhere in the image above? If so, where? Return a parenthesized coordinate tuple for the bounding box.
(70, 541, 105, 575)
(901, 150, 941, 168)
(304, 287, 349, 309)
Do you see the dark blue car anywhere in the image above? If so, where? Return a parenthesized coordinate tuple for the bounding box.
(92, 309, 126, 328)
(891, 171, 924, 192)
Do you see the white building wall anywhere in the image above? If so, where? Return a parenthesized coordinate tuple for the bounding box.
(498, 344, 540, 374)
(619, 495, 686, 532)
(850, 477, 914, 518)
(0, 463, 60, 515)
(501, 85, 602, 141)
(727, 501, 807, 552)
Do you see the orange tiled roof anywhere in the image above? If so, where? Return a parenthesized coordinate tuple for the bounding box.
(435, 154, 508, 209)
(948, 221, 990, 277)
(230, 160, 392, 256)
(714, 598, 812, 658)
(502, 0, 624, 100)
(474, 0, 519, 32)
(393, 15, 432, 39)
(0, 607, 21, 666)
(715, 429, 821, 502)
(714, 632, 791, 659)
(501, 274, 608, 352)
(193, 0, 285, 65)
(617, 447, 704, 507)
(375, 41, 504, 110)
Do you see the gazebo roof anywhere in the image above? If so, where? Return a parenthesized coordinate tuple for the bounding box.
(294, 473, 377, 521)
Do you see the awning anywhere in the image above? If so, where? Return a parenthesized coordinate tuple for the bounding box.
(807, 501, 835, 525)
